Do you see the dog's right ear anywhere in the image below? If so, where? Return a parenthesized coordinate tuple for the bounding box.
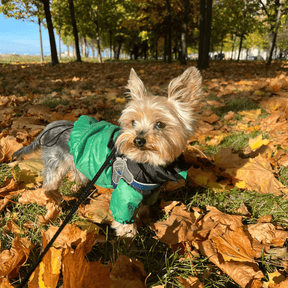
(126, 68, 147, 100)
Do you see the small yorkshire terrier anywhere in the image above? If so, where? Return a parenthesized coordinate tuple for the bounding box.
(13, 67, 202, 237)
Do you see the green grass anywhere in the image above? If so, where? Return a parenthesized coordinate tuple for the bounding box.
(203, 130, 267, 155)
(0, 163, 13, 186)
(1, 61, 287, 287)
(2, 136, 286, 288)
(41, 97, 70, 109)
(0, 55, 52, 64)
(213, 97, 260, 119)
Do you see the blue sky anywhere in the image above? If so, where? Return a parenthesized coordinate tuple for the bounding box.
(0, 13, 64, 55)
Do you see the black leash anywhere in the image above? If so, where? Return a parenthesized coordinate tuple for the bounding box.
(17, 147, 117, 288)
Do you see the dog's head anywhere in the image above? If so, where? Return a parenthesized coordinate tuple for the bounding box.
(115, 67, 202, 166)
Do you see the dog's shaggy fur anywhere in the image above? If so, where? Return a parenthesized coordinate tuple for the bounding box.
(13, 67, 202, 237)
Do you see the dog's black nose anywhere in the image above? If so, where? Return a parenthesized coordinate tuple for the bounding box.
(133, 137, 146, 148)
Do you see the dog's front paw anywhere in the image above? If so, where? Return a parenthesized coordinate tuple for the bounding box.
(111, 220, 137, 238)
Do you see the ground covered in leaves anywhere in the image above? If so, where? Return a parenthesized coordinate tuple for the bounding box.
(0, 60, 288, 288)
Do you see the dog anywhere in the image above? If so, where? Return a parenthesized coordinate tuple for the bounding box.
(12, 67, 202, 237)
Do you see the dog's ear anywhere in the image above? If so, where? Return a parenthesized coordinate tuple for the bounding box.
(168, 67, 202, 104)
(126, 68, 147, 100)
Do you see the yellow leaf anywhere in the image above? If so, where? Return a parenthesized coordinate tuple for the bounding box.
(263, 270, 286, 287)
(115, 97, 125, 104)
(235, 180, 246, 189)
(249, 134, 270, 150)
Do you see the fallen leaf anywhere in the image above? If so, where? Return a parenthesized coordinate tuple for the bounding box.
(212, 226, 256, 262)
(38, 203, 60, 224)
(152, 203, 198, 244)
(178, 276, 204, 288)
(78, 192, 113, 224)
(249, 134, 270, 151)
(0, 136, 23, 162)
(0, 237, 32, 278)
(19, 188, 60, 206)
(110, 255, 146, 288)
(198, 239, 264, 288)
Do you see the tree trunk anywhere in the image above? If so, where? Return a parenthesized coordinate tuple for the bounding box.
(267, 0, 283, 66)
(231, 33, 236, 60)
(116, 42, 122, 60)
(83, 37, 86, 57)
(109, 30, 113, 59)
(197, 0, 213, 69)
(237, 0, 247, 62)
(165, 0, 172, 63)
(38, 17, 44, 62)
(93, 7, 103, 63)
(155, 35, 158, 60)
(180, 0, 189, 65)
(164, 34, 167, 62)
(67, 45, 70, 57)
(68, 0, 81, 62)
(40, 0, 59, 66)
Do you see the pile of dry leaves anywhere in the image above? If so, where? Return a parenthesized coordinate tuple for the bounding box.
(0, 61, 288, 287)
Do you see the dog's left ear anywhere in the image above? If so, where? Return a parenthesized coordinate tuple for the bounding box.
(167, 67, 202, 104)
(126, 68, 147, 100)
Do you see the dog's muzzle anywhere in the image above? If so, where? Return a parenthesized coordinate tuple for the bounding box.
(133, 137, 146, 148)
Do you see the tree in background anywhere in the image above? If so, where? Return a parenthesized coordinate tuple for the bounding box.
(198, 0, 212, 69)
(39, 0, 59, 65)
(180, 0, 189, 65)
(2, 0, 288, 68)
(260, 0, 284, 65)
(277, 23, 288, 58)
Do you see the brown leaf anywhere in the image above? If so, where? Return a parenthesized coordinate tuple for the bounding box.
(187, 166, 218, 188)
(205, 206, 243, 231)
(202, 113, 220, 124)
(212, 226, 256, 262)
(0, 136, 23, 162)
(0, 237, 32, 278)
(18, 155, 43, 175)
(78, 192, 113, 224)
(248, 223, 278, 244)
(160, 199, 180, 215)
(178, 276, 204, 288)
(213, 148, 245, 169)
(0, 178, 19, 195)
(110, 255, 146, 288)
(224, 111, 236, 121)
(4, 220, 23, 236)
(151, 203, 198, 244)
(28, 239, 62, 288)
(226, 155, 283, 195)
(19, 188, 60, 206)
(38, 203, 60, 224)
(0, 277, 14, 287)
(61, 229, 113, 288)
(198, 239, 264, 288)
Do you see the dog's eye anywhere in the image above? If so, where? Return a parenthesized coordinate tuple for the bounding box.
(154, 121, 165, 130)
(132, 120, 136, 127)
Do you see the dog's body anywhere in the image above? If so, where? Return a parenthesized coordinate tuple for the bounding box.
(13, 67, 202, 237)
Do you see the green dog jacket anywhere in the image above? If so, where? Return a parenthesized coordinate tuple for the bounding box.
(69, 115, 188, 224)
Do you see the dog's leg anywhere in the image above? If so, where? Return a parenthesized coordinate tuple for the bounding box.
(111, 220, 137, 238)
(42, 159, 72, 191)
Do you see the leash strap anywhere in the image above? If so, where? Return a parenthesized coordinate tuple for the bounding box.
(17, 147, 117, 288)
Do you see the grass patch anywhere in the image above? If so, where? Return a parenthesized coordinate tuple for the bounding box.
(214, 97, 259, 118)
(41, 97, 70, 109)
(0, 163, 13, 186)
